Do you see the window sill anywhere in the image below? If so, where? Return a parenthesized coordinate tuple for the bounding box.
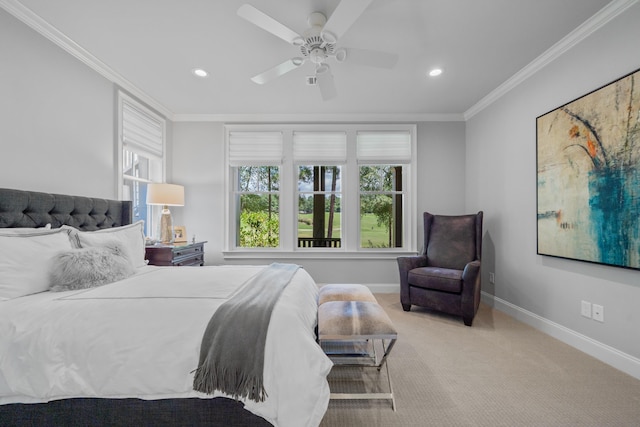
(222, 250, 419, 261)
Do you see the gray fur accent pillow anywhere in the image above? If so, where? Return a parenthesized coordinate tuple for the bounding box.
(49, 242, 136, 292)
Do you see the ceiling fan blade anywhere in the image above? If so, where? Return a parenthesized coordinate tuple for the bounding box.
(322, 0, 373, 41)
(316, 66, 337, 101)
(345, 47, 398, 69)
(250, 58, 303, 84)
(237, 4, 302, 44)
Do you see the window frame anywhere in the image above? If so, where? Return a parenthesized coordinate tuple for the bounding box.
(358, 164, 405, 249)
(116, 91, 166, 237)
(296, 164, 344, 249)
(224, 124, 417, 259)
(233, 165, 281, 248)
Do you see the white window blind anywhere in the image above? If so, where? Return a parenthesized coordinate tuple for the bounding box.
(293, 132, 347, 163)
(228, 132, 283, 166)
(356, 131, 412, 163)
(121, 99, 164, 158)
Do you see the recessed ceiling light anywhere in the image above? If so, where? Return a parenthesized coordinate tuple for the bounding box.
(429, 68, 443, 77)
(192, 68, 208, 78)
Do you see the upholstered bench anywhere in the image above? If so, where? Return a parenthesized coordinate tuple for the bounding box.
(317, 284, 398, 410)
(318, 283, 378, 304)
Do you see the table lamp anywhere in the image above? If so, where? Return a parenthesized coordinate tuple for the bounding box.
(146, 183, 185, 244)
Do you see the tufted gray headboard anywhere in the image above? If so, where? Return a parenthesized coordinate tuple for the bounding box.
(0, 188, 132, 231)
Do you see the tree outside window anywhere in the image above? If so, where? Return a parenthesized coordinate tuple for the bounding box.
(297, 166, 341, 248)
(236, 166, 279, 248)
(360, 165, 403, 248)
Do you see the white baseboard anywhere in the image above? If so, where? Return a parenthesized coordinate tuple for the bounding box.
(482, 291, 640, 381)
(318, 283, 399, 293)
(365, 283, 400, 293)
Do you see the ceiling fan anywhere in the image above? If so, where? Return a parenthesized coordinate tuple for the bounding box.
(237, 0, 398, 101)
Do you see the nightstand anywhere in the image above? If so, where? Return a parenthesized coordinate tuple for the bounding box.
(145, 241, 207, 266)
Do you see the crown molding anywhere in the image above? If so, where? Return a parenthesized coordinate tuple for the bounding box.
(172, 113, 464, 123)
(0, 0, 174, 119)
(464, 0, 638, 120)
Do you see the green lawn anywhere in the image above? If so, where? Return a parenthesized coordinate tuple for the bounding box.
(297, 213, 390, 247)
(359, 213, 391, 248)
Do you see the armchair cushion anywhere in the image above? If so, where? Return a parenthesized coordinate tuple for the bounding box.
(426, 214, 477, 270)
(408, 267, 463, 293)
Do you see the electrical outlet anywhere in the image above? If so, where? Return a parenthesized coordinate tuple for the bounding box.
(489, 272, 495, 284)
(592, 304, 604, 322)
(581, 300, 592, 318)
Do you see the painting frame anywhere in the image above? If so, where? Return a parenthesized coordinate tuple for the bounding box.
(536, 67, 640, 271)
(173, 225, 187, 244)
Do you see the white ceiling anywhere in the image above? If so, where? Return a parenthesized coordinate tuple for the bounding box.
(3, 0, 613, 119)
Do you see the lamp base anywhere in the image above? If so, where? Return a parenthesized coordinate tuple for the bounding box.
(159, 206, 174, 244)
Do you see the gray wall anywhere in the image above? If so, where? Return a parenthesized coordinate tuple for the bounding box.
(0, 9, 172, 199)
(0, 9, 115, 199)
(466, 4, 640, 365)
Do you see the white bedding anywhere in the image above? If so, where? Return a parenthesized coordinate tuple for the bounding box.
(0, 265, 333, 427)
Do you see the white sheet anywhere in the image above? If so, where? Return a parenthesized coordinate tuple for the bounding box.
(0, 265, 333, 427)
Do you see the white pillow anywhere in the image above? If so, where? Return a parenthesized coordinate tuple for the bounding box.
(49, 243, 136, 292)
(0, 228, 74, 299)
(63, 221, 147, 268)
(0, 224, 52, 234)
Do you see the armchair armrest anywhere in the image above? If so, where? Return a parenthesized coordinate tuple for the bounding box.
(397, 255, 427, 273)
(461, 260, 481, 326)
(461, 260, 480, 284)
(397, 255, 427, 309)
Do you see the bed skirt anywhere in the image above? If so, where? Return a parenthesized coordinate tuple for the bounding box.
(0, 396, 273, 427)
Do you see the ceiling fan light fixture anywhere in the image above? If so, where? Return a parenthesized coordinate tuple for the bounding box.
(192, 68, 208, 78)
(309, 48, 327, 64)
(292, 36, 305, 46)
(429, 68, 443, 77)
(307, 11, 327, 28)
(320, 30, 337, 44)
(316, 63, 330, 74)
(335, 48, 347, 62)
(292, 57, 305, 66)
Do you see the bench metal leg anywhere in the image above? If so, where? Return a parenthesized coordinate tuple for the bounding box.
(324, 338, 397, 411)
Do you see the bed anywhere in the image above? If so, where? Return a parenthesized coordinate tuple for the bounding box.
(0, 188, 332, 427)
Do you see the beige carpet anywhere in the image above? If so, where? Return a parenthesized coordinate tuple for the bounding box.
(320, 294, 640, 427)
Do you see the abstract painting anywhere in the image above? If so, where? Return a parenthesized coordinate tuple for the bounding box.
(537, 68, 640, 270)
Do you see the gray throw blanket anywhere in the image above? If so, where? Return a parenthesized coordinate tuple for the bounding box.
(192, 263, 300, 402)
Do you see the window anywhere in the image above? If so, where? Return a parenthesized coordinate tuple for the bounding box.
(294, 132, 346, 249)
(225, 124, 416, 255)
(236, 166, 280, 248)
(359, 165, 403, 248)
(298, 165, 342, 248)
(117, 91, 165, 237)
(229, 132, 283, 248)
(357, 131, 412, 249)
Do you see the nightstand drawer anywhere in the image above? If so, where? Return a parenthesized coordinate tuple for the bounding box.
(145, 241, 207, 267)
(173, 253, 204, 266)
(172, 245, 203, 259)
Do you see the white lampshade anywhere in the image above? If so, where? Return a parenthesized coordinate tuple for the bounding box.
(146, 183, 184, 244)
(146, 183, 185, 206)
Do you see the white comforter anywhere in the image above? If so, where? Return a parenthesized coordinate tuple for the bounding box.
(0, 265, 332, 427)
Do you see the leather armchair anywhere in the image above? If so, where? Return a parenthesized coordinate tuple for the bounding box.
(397, 211, 483, 326)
